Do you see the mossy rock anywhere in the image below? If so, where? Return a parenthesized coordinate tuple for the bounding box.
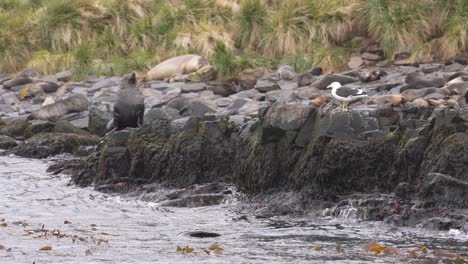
(0, 119, 31, 139)
(0, 135, 18, 149)
(24, 120, 89, 139)
(13, 133, 100, 159)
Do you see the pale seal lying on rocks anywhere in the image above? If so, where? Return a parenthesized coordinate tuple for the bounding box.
(142, 55, 209, 81)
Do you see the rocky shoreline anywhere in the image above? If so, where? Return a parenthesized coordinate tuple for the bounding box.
(1, 58, 467, 232)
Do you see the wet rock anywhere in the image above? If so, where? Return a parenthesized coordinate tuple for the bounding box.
(418, 173, 468, 209)
(393, 182, 413, 201)
(88, 107, 113, 136)
(13, 133, 99, 159)
(0, 135, 17, 149)
(371, 107, 400, 128)
(255, 80, 280, 93)
(311, 74, 357, 90)
(263, 104, 314, 131)
(0, 119, 30, 139)
(25, 120, 87, 138)
(160, 194, 225, 207)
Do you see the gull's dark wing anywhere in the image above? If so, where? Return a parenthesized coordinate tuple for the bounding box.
(335, 87, 365, 98)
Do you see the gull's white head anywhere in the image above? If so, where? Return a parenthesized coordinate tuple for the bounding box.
(327, 82, 342, 90)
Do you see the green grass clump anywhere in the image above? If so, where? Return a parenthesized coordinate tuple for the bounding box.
(0, 0, 466, 79)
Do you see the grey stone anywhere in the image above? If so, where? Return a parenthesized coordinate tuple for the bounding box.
(88, 107, 113, 136)
(144, 107, 181, 124)
(182, 99, 217, 117)
(181, 83, 207, 93)
(150, 82, 169, 91)
(361, 52, 384, 61)
(89, 77, 121, 92)
(418, 173, 468, 208)
(215, 98, 232, 107)
(263, 104, 314, 131)
(72, 87, 89, 95)
(255, 80, 280, 93)
(55, 71, 72, 82)
(348, 56, 364, 69)
(265, 89, 295, 103)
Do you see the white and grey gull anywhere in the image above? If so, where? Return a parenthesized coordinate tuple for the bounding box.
(327, 82, 368, 111)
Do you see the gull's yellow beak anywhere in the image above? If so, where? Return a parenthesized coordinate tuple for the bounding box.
(326, 85, 332, 89)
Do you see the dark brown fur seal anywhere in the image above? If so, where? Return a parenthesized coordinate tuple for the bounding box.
(113, 73, 144, 130)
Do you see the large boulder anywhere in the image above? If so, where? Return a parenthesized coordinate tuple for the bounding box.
(13, 133, 99, 159)
(0, 119, 31, 139)
(88, 106, 113, 136)
(0, 135, 17, 149)
(417, 173, 468, 208)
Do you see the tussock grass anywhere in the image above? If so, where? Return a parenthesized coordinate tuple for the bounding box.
(0, 0, 466, 79)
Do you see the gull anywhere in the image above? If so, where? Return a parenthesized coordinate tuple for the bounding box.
(327, 82, 368, 111)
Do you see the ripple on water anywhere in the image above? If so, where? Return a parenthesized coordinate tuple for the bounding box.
(0, 156, 467, 264)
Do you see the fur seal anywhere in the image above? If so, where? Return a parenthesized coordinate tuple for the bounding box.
(447, 72, 468, 82)
(401, 72, 446, 92)
(142, 55, 209, 81)
(401, 87, 451, 102)
(112, 73, 144, 130)
(411, 98, 429, 108)
(3, 77, 33, 90)
(297, 68, 323, 87)
(360, 70, 387, 83)
(28, 94, 88, 120)
(311, 96, 329, 107)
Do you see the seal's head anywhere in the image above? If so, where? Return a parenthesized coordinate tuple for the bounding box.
(121, 72, 137, 89)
